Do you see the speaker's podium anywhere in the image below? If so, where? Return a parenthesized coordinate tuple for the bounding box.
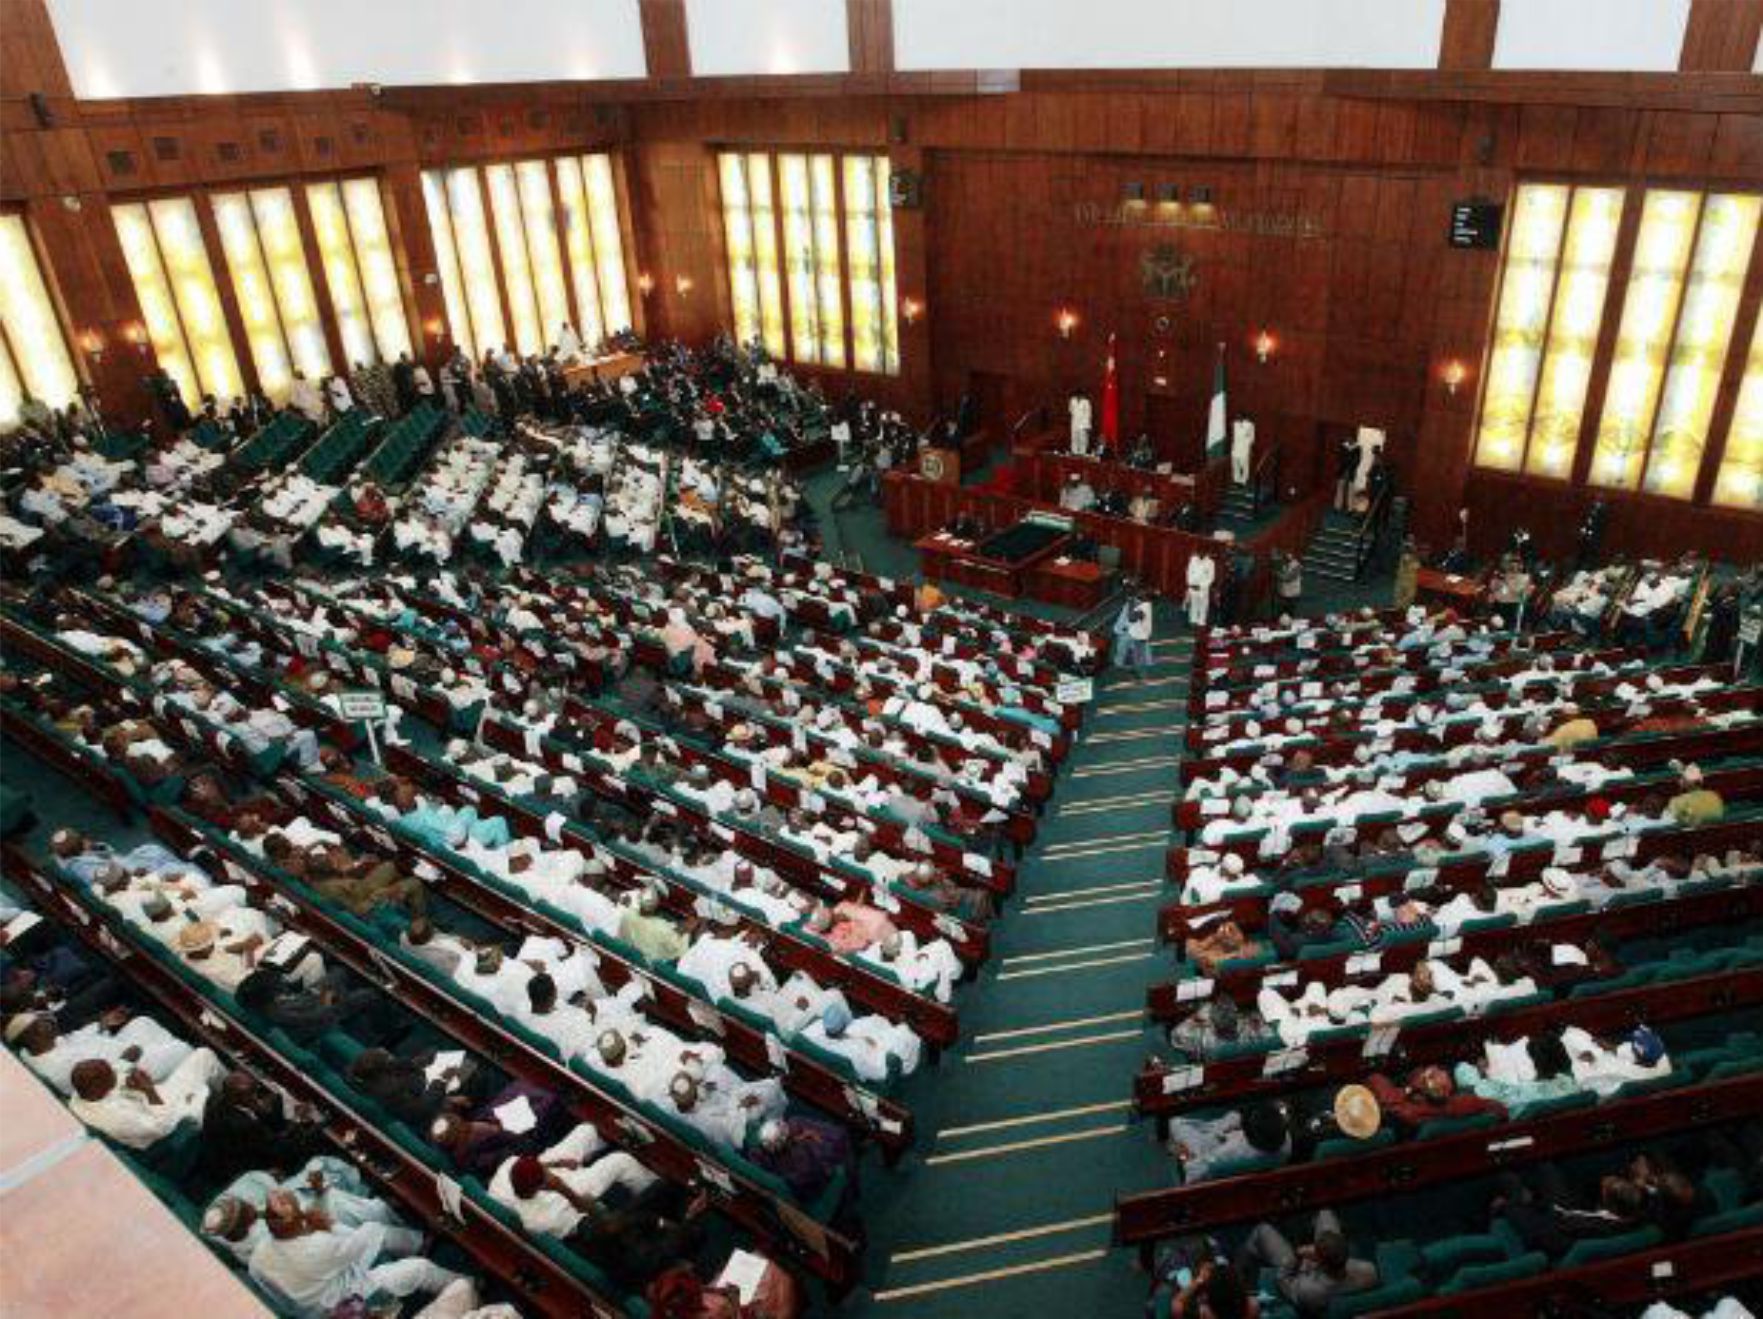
(918, 446, 961, 485)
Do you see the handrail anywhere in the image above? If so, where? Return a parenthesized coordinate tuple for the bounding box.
(1352, 481, 1391, 576)
(1010, 405, 1049, 444)
(1249, 440, 1280, 513)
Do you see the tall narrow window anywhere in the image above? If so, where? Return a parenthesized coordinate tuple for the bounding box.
(1590, 190, 1702, 491)
(112, 198, 241, 406)
(1525, 188, 1624, 477)
(422, 170, 478, 359)
(1472, 184, 1569, 473)
(1641, 193, 1761, 498)
(425, 156, 631, 360)
(1714, 318, 1763, 510)
(307, 178, 412, 366)
(555, 156, 607, 351)
(308, 182, 375, 367)
(580, 155, 632, 337)
(843, 155, 900, 375)
(516, 160, 572, 352)
(342, 179, 411, 361)
(213, 187, 330, 399)
(0, 214, 80, 427)
(485, 164, 542, 356)
(716, 149, 896, 375)
(777, 155, 822, 364)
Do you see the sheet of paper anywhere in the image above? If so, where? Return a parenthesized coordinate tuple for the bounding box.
(494, 1093, 539, 1135)
(425, 1049, 467, 1087)
(716, 1249, 770, 1303)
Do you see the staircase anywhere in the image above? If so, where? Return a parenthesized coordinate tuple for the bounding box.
(1302, 508, 1366, 582)
(1213, 482, 1269, 538)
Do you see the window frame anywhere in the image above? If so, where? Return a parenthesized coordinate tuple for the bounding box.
(1470, 175, 1763, 516)
(713, 144, 901, 379)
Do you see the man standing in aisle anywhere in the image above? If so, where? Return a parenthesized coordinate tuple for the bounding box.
(1185, 550, 1216, 629)
(1114, 586, 1154, 672)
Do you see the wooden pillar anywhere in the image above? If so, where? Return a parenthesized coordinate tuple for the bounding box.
(639, 0, 692, 80)
(1439, 0, 1500, 70)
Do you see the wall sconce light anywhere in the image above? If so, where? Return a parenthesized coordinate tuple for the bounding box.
(637, 272, 655, 297)
(423, 317, 445, 341)
(1255, 330, 1274, 365)
(1056, 307, 1078, 339)
(123, 322, 149, 355)
(1443, 359, 1467, 396)
(674, 274, 694, 297)
(901, 297, 922, 325)
(79, 329, 105, 364)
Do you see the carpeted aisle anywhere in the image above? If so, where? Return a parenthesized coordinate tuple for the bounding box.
(840, 611, 1192, 1317)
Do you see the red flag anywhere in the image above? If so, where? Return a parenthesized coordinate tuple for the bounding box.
(1100, 332, 1120, 445)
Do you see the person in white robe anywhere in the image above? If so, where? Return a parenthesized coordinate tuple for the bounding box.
(248, 1189, 463, 1317)
(8, 1009, 192, 1095)
(486, 1124, 657, 1237)
(288, 372, 326, 424)
(1185, 552, 1217, 628)
(67, 1047, 226, 1149)
(1230, 417, 1255, 484)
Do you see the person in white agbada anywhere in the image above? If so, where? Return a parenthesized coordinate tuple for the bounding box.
(1068, 392, 1093, 455)
(288, 372, 325, 423)
(248, 1187, 463, 1317)
(487, 1124, 658, 1237)
(556, 321, 585, 362)
(67, 1048, 226, 1149)
(1231, 417, 1256, 484)
(1185, 552, 1217, 628)
(203, 1156, 397, 1266)
(8, 1009, 193, 1095)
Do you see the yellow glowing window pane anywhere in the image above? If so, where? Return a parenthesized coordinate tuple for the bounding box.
(844, 155, 883, 373)
(556, 156, 605, 350)
(148, 197, 241, 401)
(251, 187, 330, 382)
(775, 159, 811, 348)
(1714, 316, 1763, 510)
(307, 182, 376, 367)
(113, 203, 200, 407)
(810, 154, 845, 369)
(422, 170, 475, 358)
(1525, 187, 1624, 478)
(875, 156, 899, 375)
(342, 178, 411, 361)
(582, 156, 631, 336)
(1591, 190, 1701, 491)
(720, 153, 763, 350)
(214, 191, 293, 399)
(1473, 184, 1568, 473)
(445, 168, 506, 357)
(1642, 193, 1761, 499)
(486, 165, 541, 356)
(0, 214, 79, 414)
(779, 154, 822, 365)
(745, 153, 786, 358)
(515, 161, 571, 353)
(0, 332, 22, 429)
